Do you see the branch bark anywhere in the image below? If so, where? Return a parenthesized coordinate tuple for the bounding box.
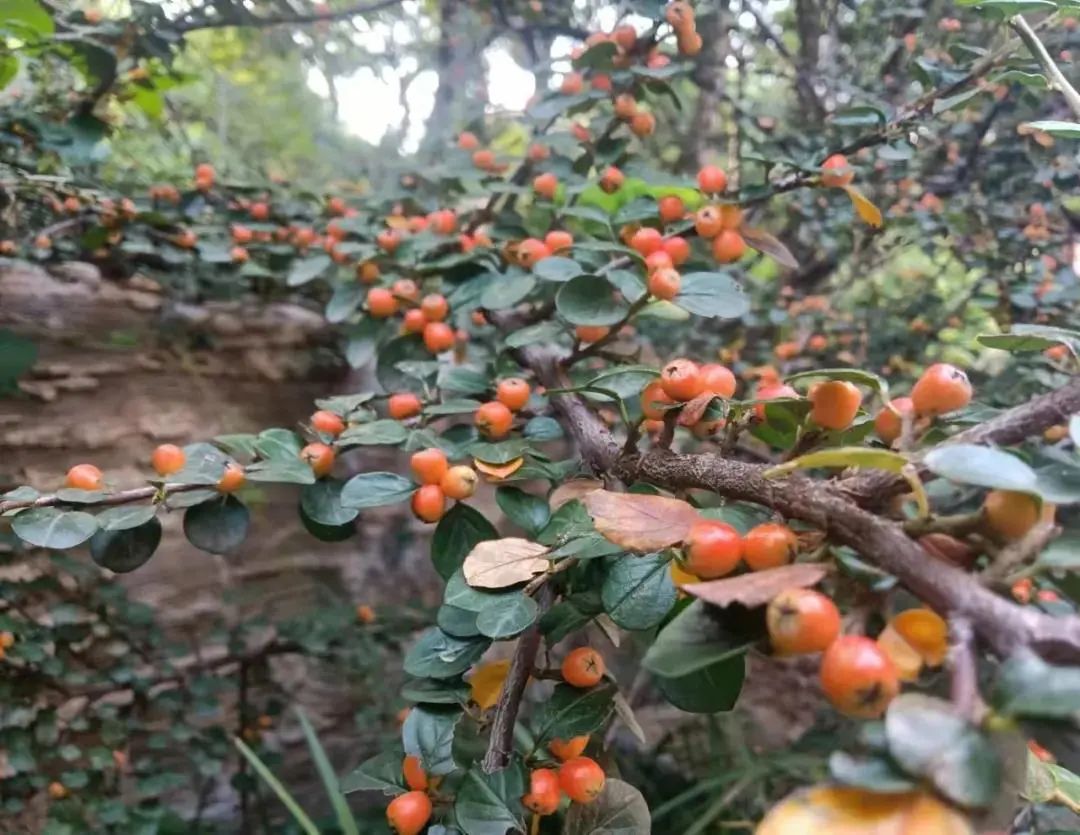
(174, 0, 404, 33)
(1011, 14, 1080, 120)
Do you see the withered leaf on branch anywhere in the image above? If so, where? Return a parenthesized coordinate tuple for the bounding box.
(550, 479, 603, 510)
(683, 563, 829, 608)
(462, 537, 550, 589)
(583, 490, 699, 552)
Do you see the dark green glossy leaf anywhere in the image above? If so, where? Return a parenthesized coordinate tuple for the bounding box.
(340, 472, 415, 509)
(182, 496, 249, 554)
(601, 553, 677, 630)
(89, 518, 162, 573)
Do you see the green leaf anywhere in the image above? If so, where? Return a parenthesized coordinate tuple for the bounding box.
(785, 367, 889, 400)
(287, 254, 333, 287)
(572, 39, 619, 70)
(1022, 120, 1080, 138)
(831, 105, 887, 127)
(505, 321, 565, 349)
(475, 594, 538, 639)
(437, 605, 482, 638)
(654, 654, 746, 713)
(601, 554, 676, 630)
(340, 748, 406, 796)
(470, 440, 531, 465)
(425, 399, 483, 416)
(254, 428, 302, 460)
(1036, 531, 1080, 570)
(481, 272, 537, 310)
(344, 319, 384, 369)
(402, 705, 461, 776)
(532, 682, 617, 745)
(583, 365, 660, 400)
(923, 444, 1037, 492)
(540, 594, 602, 643)
(89, 519, 162, 574)
(337, 420, 409, 447)
(340, 472, 415, 509)
(523, 416, 564, 441)
(885, 694, 1001, 808)
(12, 508, 97, 549)
(673, 272, 749, 319)
(182, 496, 250, 554)
(829, 751, 917, 793)
(296, 708, 359, 835)
(533, 256, 585, 282)
(1, 0, 54, 36)
(643, 600, 755, 678)
(556, 276, 629, 325)
(300, 479, 359, 526)
(978, 324, 1080, 352)
(377, 335, 430, 395)
(563, 778, 651, 834)
(325, 284, 364, 323)
(245, 457, 316, 485)
(94, 504, 157, 532)
(433, 503, 498, 580)
(401, 677, 471, 706)
(234, 738, 319, 835)
(454, 764, 527, 835)
(403, 628, 490, 678)
(495, 487, 550, 536)
(439, 366, 491, 396)
(299, 506, 355, 542)
(993, 649, 1080, 719)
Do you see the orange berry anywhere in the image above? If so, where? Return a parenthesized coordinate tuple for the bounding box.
(367, 287, 399, 318)
(386, 790, 432, 835)
(719, 204, 743, 230)
(640, 380, 675, 420)
(694, 205, 723, 238)
(420, 294, 449, 322)
(423, 321, 456, 353)
(561, 72, 584, 95)
(232, 225, 253, 244)
(151, 444, 186, 477)
(562, 647, 605, 688)
(613, 23, 637, 50)
(599, 166, 624, 193)
(559, 757, 605, 804)
(475, 401, 514, 440)
(820, 635, 899, 719)
(250, 202, 269, 221)
(392, 278, 420, 302)
(545, 230, 573, 252)
(614, 93, 638, 121)
(744, 523, 799, 571)
(700, 363, 736, 398)
(440, 465, 478, 500)
(48, 782, 68, 800)
(549, 736, 589, 761)
(388, 392, 423, 420)
(300, 443, 335, 478)
(356, 604, 376, 624)
(528, 142, 550, 162)
(874, 396, 914, 446)
(630, 111, 656, 137)
(411, 484, 446, 523)
(518, 237, 552, 269)
(195, 162, 215, 182)
(678, 30, 703, 55)
(65, 463, 103, 491)
(662, 236, 690, 265)
(697, 165, 728, 194)
(496, 378, 531, 412)
(658, 195, 685, 224)
(645, 250, 674, 274)
(428, 209, 456, 235)
(660, 357, 704, 401)
(458, 131, 479, 150)
(575, 325, 610, 343)
(754, 382, 799, 420)
(472, 149, 496, 171)
(327, 196, 347, 216)
(403, 308, 428, 334)
(0, 240, 15, 255)
(809, 380, 862, 431)
(230, 246, 249, 264)
(591, 73, 613, 92)
(411, 448, 449, 486)
(683, 519, 743, 578)
(534, 172, 558, 200)
(984, 490, 1041, 540)
(377, 229, 402, 253)
(910, 363, 972, 416)
(402, 755, 428, 791)
(630, 227, 664, 257)
(767, 588, 841, 654)
(821, 154, 854, 188)
(712, 229, 746, 263)
(807, 334, 828, 352)
(523, 768, 561, 815)
(648, 267, 681, 301)
(217, 462, 246, 493)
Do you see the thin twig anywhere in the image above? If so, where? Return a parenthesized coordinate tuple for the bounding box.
(1011, 14, 1080, 120)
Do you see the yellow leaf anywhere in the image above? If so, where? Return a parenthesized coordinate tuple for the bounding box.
(583, 490, 699, 552)
(462, 537, 549, 589)
(670, 561, 700, 589)
(843, 185, 884, 228)
(469, 660, 511, 711)
(756, 786, 974, 835)
(474, 457, 525, 481)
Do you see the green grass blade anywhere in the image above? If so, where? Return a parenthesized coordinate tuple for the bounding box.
(296, 707, 360, 835)
(233, 737, 320, 835)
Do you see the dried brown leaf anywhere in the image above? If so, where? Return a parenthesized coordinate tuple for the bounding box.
(683, 563, 829, 608)
(550, 479, 603, 510)
(742, 226, 800, 269)
(583, 490, 699, 552)
(462, 537, 550, 589)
